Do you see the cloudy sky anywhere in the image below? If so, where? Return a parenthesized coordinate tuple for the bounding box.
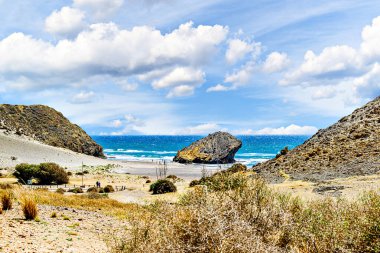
(0, 0, 380, 135)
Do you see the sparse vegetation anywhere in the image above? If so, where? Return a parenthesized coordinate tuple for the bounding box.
(189, 163, 248, 191)
(114, 173, 380, 253)
(149, 179, 177, 194)
(51, 212, 57, 218)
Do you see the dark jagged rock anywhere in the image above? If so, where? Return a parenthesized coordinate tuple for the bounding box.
(0, 104, 104, 158)
(254, 96, 380, 183)
(173, 132, 242, 164)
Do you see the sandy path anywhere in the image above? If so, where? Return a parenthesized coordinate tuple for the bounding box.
(0, 204, 127, 253)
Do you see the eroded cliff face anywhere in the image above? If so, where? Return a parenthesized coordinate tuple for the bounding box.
(173, 131, 242, 164)
(0, 104, 104, 158)
(254, 97, 380, 182)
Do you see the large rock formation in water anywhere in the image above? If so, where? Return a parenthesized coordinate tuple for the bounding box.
(254, 96, 380, 182)
(173, 132, 242, 164)
(0, 104, 104, 158)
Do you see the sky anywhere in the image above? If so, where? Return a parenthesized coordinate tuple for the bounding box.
(0, 0, 380, 135)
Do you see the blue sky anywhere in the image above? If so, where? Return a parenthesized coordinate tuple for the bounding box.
(1, 0, 380, 135)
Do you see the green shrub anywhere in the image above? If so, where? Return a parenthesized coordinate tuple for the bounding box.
(56, 188, 66, 194)
(149, 179, 177, 195)
(87, 187, 98, 193)
(104, 185, 115, 193)
(189, 163, 248, 191)
(225, 163, 247, 173)
(13, 163, 69, 185)
(13, 163, 40, 184)
(189, 179, 200, 187)
(68, 187, 83, 194)
(38, 163, 69, 184)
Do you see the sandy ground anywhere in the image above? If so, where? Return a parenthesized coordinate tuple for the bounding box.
(0, 204, 127, 253)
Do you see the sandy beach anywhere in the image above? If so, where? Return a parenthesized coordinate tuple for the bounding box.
(0, 130, 220, 180)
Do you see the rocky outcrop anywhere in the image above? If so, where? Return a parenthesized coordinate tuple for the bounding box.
(254, 96, 380, 182)
(173, 132, 242, 164)
(0, 104, 104, 158)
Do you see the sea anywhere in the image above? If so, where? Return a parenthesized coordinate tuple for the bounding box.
(92, 135, 309, 167)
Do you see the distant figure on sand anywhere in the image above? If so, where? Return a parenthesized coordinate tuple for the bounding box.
(96, 181, 101, 188)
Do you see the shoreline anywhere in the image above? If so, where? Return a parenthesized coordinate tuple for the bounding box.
(0, 131, 225, 180)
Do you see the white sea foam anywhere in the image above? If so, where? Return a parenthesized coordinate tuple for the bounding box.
(237, 152, 276, 157)
(104, 149, 177, 154)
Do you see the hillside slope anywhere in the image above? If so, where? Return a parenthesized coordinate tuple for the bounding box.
(0, 104, 104, 157)
(254, 97, 380, 182)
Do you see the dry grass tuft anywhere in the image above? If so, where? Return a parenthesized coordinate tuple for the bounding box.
(1, 191, 13, 210)
(21, 196, 38, 220)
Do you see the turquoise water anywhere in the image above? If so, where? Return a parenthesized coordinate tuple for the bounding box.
(92, 135, 309, 167)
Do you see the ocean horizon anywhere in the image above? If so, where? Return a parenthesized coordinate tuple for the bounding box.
(92, 135, 310, 167)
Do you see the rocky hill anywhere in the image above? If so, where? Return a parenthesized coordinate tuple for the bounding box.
(173, 132, 242, 164)
(254, 97, 380, 182)
(0, 104, 104, 158)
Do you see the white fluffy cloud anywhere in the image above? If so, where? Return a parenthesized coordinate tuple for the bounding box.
(360, 16, 380, 63)
(253, 124, 318, 135)
(73, 0, 124, 19)
(225, 39, 260, 64)
(0, 21, 227, 97)
(152, 67, 205, 92)
(224, 61, 255, 85)
(282, 45, 359, 86)
(184, 123, 226, 135)
(262, 52, 290, 73)
(206, 84, 231, 92)
(70, 91, 95, 104)
(112, 119, 123, 128)
(167, 85, 195, 98)
(281, 16, 380, 104)
(353, 63, 380, 98)
(45, 7, 85, 37)
(311, 87, 337, 100)
(152, 67, 205, 97)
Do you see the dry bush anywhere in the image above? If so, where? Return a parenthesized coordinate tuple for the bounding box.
(29, 189, 141, 219)
(1, 191, 13, 210)
(21, 197, 38, 220)
(113, 174, 380, 253)
(104, 185, 115, 193)
(0, 183, 14, 190)
(68, 187, 83, 193)
(56, 188, 66, 194)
